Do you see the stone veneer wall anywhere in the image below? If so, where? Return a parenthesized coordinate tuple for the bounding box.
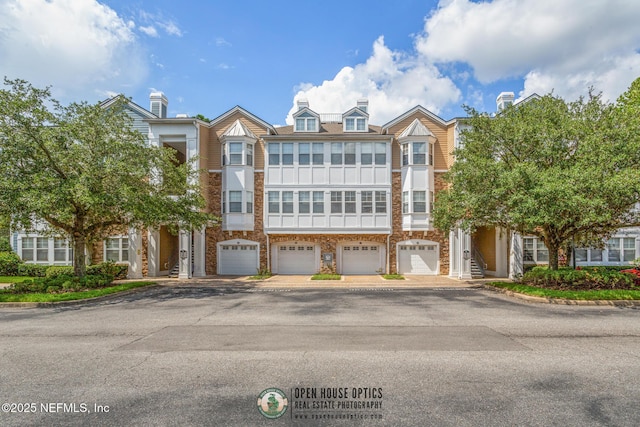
(388, 172, 450, 275)
(205, 172, 268, 275)
(268, 233, 389, 273)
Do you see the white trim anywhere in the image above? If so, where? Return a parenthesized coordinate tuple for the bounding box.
(210, 106, 276, 134)
(217, 239, 260, 275)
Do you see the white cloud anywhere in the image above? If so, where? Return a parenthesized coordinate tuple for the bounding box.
(287, 36, 461, 125)
(139, 25, 158, 37)
(417, 0, 640, 102)
(157, 20, 182, 37)
(0, 0, 147, 101)
(215, 37, 232, 47)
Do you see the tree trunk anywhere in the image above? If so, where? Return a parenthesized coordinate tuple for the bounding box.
(548, 242, 560, 271)
(73, 233, 87, 278)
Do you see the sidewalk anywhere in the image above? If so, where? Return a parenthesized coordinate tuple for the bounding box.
(142, 274, 505, 289)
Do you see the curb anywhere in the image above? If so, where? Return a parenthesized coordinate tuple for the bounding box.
(483, 284, 640, 307)
(0, 284, 161, 308)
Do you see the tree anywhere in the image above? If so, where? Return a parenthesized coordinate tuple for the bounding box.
(434, 83, 640, 270)
(0, 79, 215, 277)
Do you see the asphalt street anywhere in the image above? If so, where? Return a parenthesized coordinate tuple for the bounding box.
(1, 283, 640, 426)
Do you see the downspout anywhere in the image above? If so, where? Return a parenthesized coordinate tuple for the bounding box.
(266, 233, 270, 273)
(386, 234, 390, 274)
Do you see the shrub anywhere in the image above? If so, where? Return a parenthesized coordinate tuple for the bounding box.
(87, 262, 128, 280)
(521, 267, 635, 290)
(46, 265, 74, 278)
(17, 263, 49, 277)
(0, 251, 22, 275)
(0, 236, 12, 252)
(5, 273, 114, 294)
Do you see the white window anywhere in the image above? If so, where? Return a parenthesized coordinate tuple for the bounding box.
(246, 191, 253, 214)
(54, 238, 72, 262)
(413, 142, 426, 165)
(36, 237, 48, 262)
(623, 238, 636, 262)
(268, 143, 280, 165)
(344, 142, 356, 165)
(299, 143, 310, 165)
(607, 239, 621, 262)
(331, 191, 342, 214)
(21, 237, 34, 261)
(282, 191, 294, 213)
(402, 192, 409, 214)
(344, 116, 366, 132)
(222, 191, 226, 214)
(361, 143, 372, 165)
(295, 117, 317, 132)
(105, 237, 129, 263)
(362, 191, 373, 213)
(229, 191, 242, 213)
(312, 143, 324, 165)
(402, 144, 409, 166)
(345, 191, 356, 213)
(375, 143, 386, 165)
(268, 191, 280, 213)
(375, 191, 386, 213)
(331, 143, 343, 165)
(299, 191, 310, 214)
(413, 191, 426, 213)
(313, 191, 324, 213)
(523, 237, 548, 263)
(228, 142, 242, 165)
(246, 144, 253, 166)
(282, 143, 294, 165)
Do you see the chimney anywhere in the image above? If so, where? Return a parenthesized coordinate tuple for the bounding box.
(496, 92, 514, 112)
(297, 98, 309, 111)
(150, 92, 168, 118)
(357, 98, 368, 113)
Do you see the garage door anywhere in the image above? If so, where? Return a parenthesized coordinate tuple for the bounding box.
(341, 244, 382, 274)
(277, 244, 317, 274)
(398, 244, 438, 275)
(218, 244, 258, 275)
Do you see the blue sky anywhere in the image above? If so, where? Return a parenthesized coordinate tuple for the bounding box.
(1, 0, 639, 126)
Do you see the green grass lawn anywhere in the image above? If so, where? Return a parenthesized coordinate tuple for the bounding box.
(487, 281, 640, 300)
(0, 276, 32, 283)
(382, 274, 405, 280)
(0, 281, 156, 303)
(311, 274, 341, 280)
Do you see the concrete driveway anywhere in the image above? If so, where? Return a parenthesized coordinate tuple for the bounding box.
(1, 284, 640, 426)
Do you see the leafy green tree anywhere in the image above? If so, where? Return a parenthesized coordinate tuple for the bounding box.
(434, 83, 640, 270)
(0, 79, 215, 277)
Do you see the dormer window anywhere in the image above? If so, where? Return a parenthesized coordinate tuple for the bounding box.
(295, 117, 317, 132)
(293, 108, 320, 132)
(345, 117, 367, 131)
(343, 107, 369, 132)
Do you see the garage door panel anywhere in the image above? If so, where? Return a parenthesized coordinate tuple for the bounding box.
(277, 244, 317, 274)
(342, 244, 382, 274)
(398, 244, 438, 275)
(219, 244, 258, 275)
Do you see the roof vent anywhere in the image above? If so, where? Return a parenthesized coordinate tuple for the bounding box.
(150, 92, 168, 118)
(176, 113, 188, 118)
(496, 92, 514, 112)
(357, 98, 368, 113)
(297, 98, 309, 111)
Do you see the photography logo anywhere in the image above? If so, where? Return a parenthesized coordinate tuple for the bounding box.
(257, 388, 288, 419)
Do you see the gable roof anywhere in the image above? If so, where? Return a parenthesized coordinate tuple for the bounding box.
(382, 105, 450, 132)
(398, 118, 435, 138)
(100, 95, 157, 119)
(222, 119, 257, 139)
(343, 106, 369, 119)
(210, 105, 276, 134)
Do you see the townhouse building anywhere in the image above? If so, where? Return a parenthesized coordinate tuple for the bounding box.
(15, 91, 636, 280)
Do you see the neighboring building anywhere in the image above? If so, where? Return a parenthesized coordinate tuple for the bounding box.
(17, 90, 634, 280)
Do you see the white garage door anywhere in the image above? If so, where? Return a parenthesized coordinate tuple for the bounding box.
(277, 244, 317, 274)
(398, 245, 438, 275)
(341, 244, 382, 274)
(218, 244, 258, 275)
